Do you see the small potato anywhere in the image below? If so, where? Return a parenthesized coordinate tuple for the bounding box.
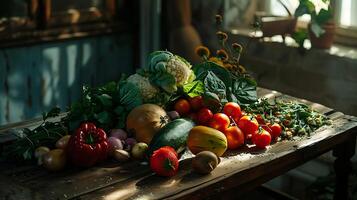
(113, 149, 130, 162)
(192, 151, 220, 174)
(131, 142, 148, 160)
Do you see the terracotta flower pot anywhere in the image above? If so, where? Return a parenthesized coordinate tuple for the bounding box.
(308, 22, 336, 49)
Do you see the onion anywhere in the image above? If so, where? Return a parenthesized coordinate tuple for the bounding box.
(56, 135, 71, 149)
(43, 149, 66, 172)
(34, 146, 50, 165)
(109, 129, 128, 140)
(125, 138, 137, 151)
(167, 111, 180, 120)
(107, 137, 123, 156)
(126, 104, 170, 144)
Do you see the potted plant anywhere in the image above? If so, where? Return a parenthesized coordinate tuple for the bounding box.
(295, 0, 335, 49)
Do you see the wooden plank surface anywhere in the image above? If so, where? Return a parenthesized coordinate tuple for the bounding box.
(0, 88, 356, 200)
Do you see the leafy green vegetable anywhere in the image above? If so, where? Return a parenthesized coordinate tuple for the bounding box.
(245, 98, 331, 139)
(182, 80, 205, 98)
(192, 61, 257, 107)
(204, 71, 227, 102)
(231, 76, 258, 106)
(66, 80, 142, 131)
(193, 61, 232, 87)
(1, 109, 67, 161)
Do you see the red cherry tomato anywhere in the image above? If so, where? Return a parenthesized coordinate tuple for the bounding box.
(174, 99, 191, 116)
(270, 123, 282, 139)
(197, 108, 213, 125)
(208, 113, 230, 132)
(252, 129, 271, 149)
(224, 126, 245, 149)
(189, 96, 204, 111)
(223, 102, 242, 120)
(238, 115, 259, 135)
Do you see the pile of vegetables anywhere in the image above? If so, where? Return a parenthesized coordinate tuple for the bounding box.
(0, 15, 330, 177)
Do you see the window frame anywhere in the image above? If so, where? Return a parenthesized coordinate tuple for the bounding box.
(0, 0, 129, 48)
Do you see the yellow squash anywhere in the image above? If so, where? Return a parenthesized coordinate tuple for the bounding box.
(187, 126, 228, 156)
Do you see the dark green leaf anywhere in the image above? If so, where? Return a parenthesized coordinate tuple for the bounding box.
(182, 80, 205, 98)
(232, 77, 258, 106)
(193, 61, 232, 87)
(119, 81, 142, 111)
(95, 111, 111, 125)
(315, 9, 332, 25)
(149, 71, 177, 93)
(204, 71, 227, 101)
(294, 0, 315, 17)
(98, 81, 118, 95)
(97, 94, 113, 108)
(42, 107, 61, 121)
(114, 106, 125, 115)
(292, 30, 308, 47)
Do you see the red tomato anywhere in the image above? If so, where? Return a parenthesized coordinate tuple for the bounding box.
(189, 96, 204, 111)
(255, 114, 265, 125)
(174, 99, 191, 116)
(208, 113, 230, 132)
(223, 102, 242, 120)
(238, 115, 259, 135)
(150, 146, 179, 177)
(197, 108, 213, 125)
(261, 123, 272, 134)
(224, 126, 245, 149)
(252, 129, 271, 149)
(270, 123, 282, 139)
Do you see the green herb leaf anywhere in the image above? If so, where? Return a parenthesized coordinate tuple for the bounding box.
(182, 80, 205, 98)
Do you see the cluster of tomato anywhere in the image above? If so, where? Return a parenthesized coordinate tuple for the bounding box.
(174, 96, 282, 149)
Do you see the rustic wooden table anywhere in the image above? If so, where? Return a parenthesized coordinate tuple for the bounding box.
(0, 88, 356, 200)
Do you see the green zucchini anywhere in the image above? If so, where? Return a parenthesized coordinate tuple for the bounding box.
(147, 118, 195, 156)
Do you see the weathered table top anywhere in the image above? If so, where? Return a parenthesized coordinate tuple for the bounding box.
(0, 88, 356, 200)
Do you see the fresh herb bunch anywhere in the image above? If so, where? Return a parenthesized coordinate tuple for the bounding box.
(245, 98, 331, 139)
(65, 79, 142, 132)
(0, 107, 67, 161)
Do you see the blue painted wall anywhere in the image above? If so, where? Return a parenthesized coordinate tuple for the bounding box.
(0, 34, 134, 125)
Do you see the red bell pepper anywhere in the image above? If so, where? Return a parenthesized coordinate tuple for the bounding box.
(67, 122, 109, 167)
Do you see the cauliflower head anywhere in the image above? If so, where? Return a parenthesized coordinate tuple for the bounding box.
(126, 74, 160, 102)
(146, 51, 195, 93)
